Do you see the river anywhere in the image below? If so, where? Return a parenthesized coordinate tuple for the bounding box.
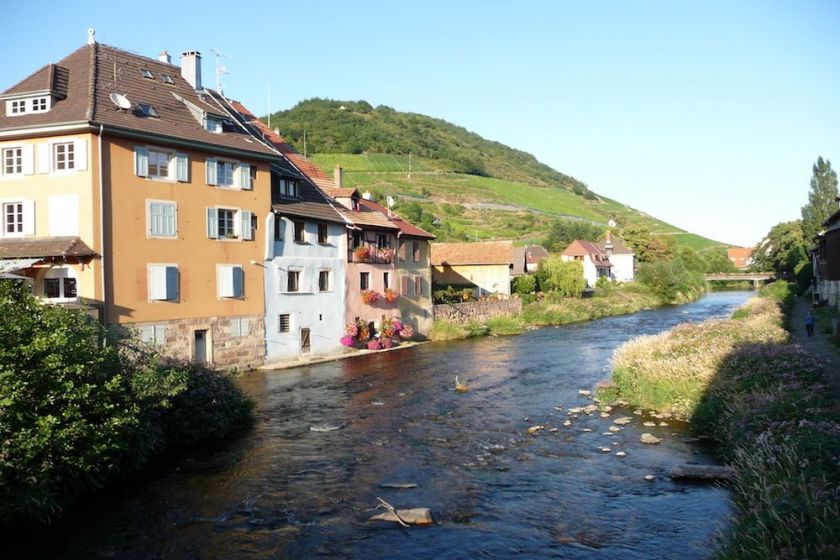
(14, 291, 753, 559)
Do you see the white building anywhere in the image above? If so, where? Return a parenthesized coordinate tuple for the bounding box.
(599, 231, 635, 282)
(561, 239, 612, 288)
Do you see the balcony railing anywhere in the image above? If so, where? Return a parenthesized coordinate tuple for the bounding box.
(350, 246, 395, 264)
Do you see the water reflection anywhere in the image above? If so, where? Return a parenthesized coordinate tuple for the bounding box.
(13, 291, 753, 559)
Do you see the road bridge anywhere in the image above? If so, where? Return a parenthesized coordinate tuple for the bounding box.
(703, 272, 776, 288)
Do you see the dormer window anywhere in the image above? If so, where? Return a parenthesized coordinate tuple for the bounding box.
(141, 69, 154, 79)
(277, 178, 299, 198)
(5, 96, 51, 116)
(205, 116, 223, 133)
(160, 74, 174, 85)
(136, 104, 159, 118)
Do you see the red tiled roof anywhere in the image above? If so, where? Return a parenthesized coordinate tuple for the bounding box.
(431, 241, 513, 266)
(0, 236, 98, 259)
(562, 240, 612, 265)
(524, 245, 549, 263)
(360, 199, 435, 239)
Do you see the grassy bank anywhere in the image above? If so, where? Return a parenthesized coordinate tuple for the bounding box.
(599, 282, 840, 559)
(429, 282, 673, 341)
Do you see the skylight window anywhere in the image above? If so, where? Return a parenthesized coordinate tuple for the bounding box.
(141, 68, 154, 79)
(136, 103, 159, 118)
(160, 74, 174, 85)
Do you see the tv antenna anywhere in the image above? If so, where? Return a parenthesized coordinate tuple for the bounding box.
(209, 48, 231, 93)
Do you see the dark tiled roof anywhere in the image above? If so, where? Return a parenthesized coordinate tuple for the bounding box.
(1, 43, 278, 159)
(431, 241, 513, 266)
(337, 203, 399, 231)
(0, 236, 98, 259)
(524, 245, 549, 263)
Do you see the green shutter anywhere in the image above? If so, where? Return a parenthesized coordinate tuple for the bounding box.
(206, 158, 217, 185)
(206, 208, 218, 238)
(134, 146, 148, 177)
(241, 210, 253, 240)
(176, 153, 188, 182)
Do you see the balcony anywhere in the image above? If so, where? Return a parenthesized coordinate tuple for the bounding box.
(351, 246, 394, 264)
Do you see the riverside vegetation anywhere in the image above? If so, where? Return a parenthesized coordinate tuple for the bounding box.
(0, 281, 254, 525)
(599, 281, 840, 559)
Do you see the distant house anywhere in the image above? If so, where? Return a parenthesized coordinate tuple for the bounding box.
(525, 245, 549, 273)
(598, 232, 635, 282)
(813, 197, 840, 311)
(561, 240, 612, 287)
(728, 247, 753, 270)
(431, 240, 513, 296)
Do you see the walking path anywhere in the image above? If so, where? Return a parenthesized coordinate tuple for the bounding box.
(789, 296, 840, 397)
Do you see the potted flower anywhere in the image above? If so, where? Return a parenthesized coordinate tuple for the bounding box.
(344, 322, 359, 337)
(367, 339, 381, 351)
(381, 317, 395, 338)
(392, 319, 404, 333)
(400, 325, 414, 340)
(381, 337, 394, 349)
(353, 246, 372, 262)
(383, 287, 399, 303)
(377, 248, 395, 263)
(340, 335, 355, 347)
(357, 322, 371, 342)
(361, 289, 381, 305)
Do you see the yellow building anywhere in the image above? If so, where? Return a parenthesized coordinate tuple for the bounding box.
(430, 241, 514, 297)
(0, 34, 278, 370)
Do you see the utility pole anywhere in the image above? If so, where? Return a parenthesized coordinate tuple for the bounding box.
(408, 151, 412, 180)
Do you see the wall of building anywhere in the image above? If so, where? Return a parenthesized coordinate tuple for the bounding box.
(609, 254, 635, 282)
(104, 137, 269, 325)
(432, 263, 511, 295)
(396, 237, 433, 336)
(346, 260, 399, 328)
(264, 216, 345, 362)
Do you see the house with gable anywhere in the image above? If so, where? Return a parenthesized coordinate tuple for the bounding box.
(430, 240, 514, 296)
(561, 240, 612, 287)
(813, 197, 840, 311)
(223, 101, 348, 362)
(598, 231, 635, 281)
(727, 247, 753, 270)
(0, 32, 278, 370)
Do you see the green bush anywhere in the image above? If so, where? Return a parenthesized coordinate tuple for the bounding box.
(636, 259, 704, 303)
(0, 281, 253, 524)
(512, 274, 536, 295)
(536, 257, 586, 296)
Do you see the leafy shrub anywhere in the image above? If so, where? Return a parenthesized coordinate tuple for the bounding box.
(512, 274, 536, 295)
(536, 257, 585, 296)
(636, 259, 704, 303)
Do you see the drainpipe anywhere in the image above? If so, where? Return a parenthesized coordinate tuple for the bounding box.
(98, 125, 107, 324)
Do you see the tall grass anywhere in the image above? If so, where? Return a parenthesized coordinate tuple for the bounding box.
(601, 282, 840, 558)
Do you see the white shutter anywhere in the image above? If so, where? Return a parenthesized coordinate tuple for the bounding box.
(149, 265, 167, 300)
(37, 143, 50, 173)
(139, 326, 155, 344)
(206, 158, 218, 185)
(206, 208, 218, 238)
(241, 210, 253, 240)
(74, 139, 88, 171)
(239, 164, 252, 190)
(134, 146, 148, 177)
(22, 200, 35, 235)
(153, 325, 167, 345)
(218, 265, 234, 298)
(175, 153, 188, 182)
(21, 144, 34, 175)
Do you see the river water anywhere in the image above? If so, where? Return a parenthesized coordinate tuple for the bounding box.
(15, 291, 752, 559)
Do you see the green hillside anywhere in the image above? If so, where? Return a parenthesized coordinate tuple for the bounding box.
(267, 100, 725, 251)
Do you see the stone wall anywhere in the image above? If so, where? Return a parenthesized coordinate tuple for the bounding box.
(433, 299, 522, 324)
(131, 314, 265, 372)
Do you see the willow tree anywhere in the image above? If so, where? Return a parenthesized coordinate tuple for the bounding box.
(801, 157, 839, 242)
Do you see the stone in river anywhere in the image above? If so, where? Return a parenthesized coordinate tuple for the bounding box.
(643, 421, 656, 427)
(608, 426, 621, 432)
(644, 475, 656, 481)
(578, 389, 592, 397)
(659, 422, 669, 427)
(600, 412, 610, 418)
(599, 447, 612, 453)
(640, 433, 662, 444)
(613, 417, 633, 425)
(616, 451, 627, 457)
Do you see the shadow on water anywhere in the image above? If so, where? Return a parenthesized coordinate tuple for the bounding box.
(7, 291, 755, 560)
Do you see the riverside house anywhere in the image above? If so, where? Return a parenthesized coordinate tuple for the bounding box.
(598, 231, 635, 282)
(813, 196, 840, 311)
(431, 240, 514, 297)
(0, 33, 277, 370)
(561, 239, 612, 287)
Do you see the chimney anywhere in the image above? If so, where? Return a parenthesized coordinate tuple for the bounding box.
(159, 50, 171, 64)
(334, 166, 343, 188)
(604, 230, 614, 255)
(180, 51, 202, 90)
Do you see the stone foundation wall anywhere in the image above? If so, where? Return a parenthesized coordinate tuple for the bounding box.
(130, 314, 265, 372)
(433, 299, 522, 324)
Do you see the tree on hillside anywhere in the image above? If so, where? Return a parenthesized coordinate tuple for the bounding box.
(751, 220, 809, 276)
(544, 220, 603, 253)
(618, 225, 673, 263)
(703, 248, 738, 273)
(801, 156, 839, 241)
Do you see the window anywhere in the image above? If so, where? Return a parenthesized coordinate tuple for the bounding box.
(414, 276, 423, 297)
(206, 158, 251, 189)
(398, 241, 406, 262)
(229, 318, 250, 337)
(412, 241, 420, 262)
(277, 178, 298, 198)
(53, 142, 75, 171)
(377, 233, 390, 249)
(6, 97, 50, 116)
(274, 214, 283, 241)
(319, 270, 330, 292)
(287, 269, 300, 292)
(3, 202, 23, 235)
(317, 223, 329, 244)
(400, 276, 409, 296)
(139, 325, 167, 346)
(147, 201, 177, 237)
(206, 207, 254, 240)
(9, 100, 25, 115)
(136, 103, 159, 118)
(218, 265, 244, 298)
(149, 265, 178, 301)
(360, 271, 370, 291)
(31, 97, 48, 112)
(3, 147, 22, 175)
(141, 68, 154, 79)
(43, 267, 77, 300)
(205, 116, 223, 133)
(278, 314, 291, 333)
(160, 74, 175, 85)
(134, 147, 187, 181)
(294, 221, 305, 242)
(383, 271, 390, 289)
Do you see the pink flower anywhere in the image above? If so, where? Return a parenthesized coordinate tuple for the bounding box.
(340, 335, 355, 347)
(367, 339, 382, 350)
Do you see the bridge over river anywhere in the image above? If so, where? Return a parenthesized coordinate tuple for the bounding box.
(703, 272, 776, 287)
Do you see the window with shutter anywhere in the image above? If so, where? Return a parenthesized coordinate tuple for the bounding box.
(135, 146, 149, 177)
(400, 276, 409, 296)
(415, 276, 423, 297)
(149, 265, 178, 301)
(218, 265, 244, 298)
(148, 201, 177, 237)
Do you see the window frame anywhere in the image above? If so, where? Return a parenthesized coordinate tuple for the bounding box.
(52, 142, 76, 171)
(318, 269, 330, 292)
(360, 271, 370, 291)
(278, 313, 291, 333)
(412, 240, 421, 262)
(3, 146, 22, 176)
(148, 263, 179, 301)
(294, 220, 306, 243)
(287, 268, 301, 293)
(3, 201, 24, 235)
(317, 222, 329, 244)
(146, 199, 178, 238)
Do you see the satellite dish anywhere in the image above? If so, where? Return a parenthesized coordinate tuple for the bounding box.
(386, 195, 395, 208)
(109, 92, 131, 110)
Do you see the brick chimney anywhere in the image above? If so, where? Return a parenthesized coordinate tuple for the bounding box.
(180, 51, 202, 90)
(159, 50, 171, 64)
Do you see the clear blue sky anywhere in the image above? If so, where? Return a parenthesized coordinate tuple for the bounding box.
(3, 1, 839, 247)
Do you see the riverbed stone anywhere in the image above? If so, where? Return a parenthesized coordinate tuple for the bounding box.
(643, 421, 656, 427)
(644, 475, 656, 481)
(599, 447, 611, 453)
(583, 404, 598, 414)
(640, 433, 662, 444)
(608, 426, 621, 432)
(613, 416, 633, 425)
(658, 422, 669, 427)
(616, 451, 626, 457)
(600, 412, 610, 418)
(563, 420, 572, 426)
(579, 389, 592, 397)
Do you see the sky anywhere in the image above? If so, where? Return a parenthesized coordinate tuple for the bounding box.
(3, 1, 839, 247)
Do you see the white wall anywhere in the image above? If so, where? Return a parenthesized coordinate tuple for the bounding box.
(609, 254, 635, 282)
(263, 215, 346, 362)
